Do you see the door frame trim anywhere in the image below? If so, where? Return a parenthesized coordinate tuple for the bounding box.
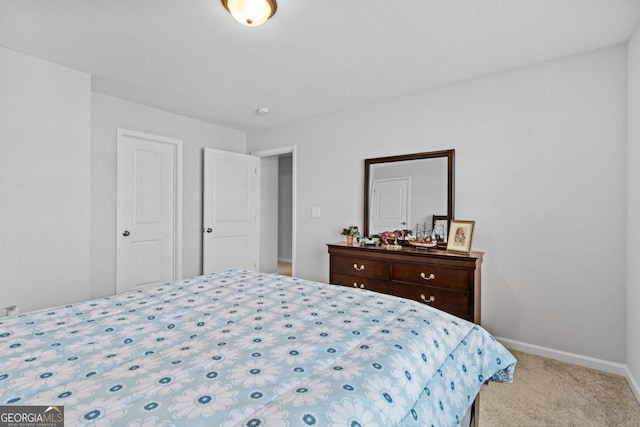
(252, 145, 297, 277)
(116, 128, 183, 292)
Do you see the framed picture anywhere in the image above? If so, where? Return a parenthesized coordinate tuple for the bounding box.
(432, 215, 449, 244)
(446, 220, 475, 253)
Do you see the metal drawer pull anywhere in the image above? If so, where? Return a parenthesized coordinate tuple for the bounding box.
(353, 282, 365, 289)
(420, 294, 436, 303)
(420, 272, 435, 280)
(353, 264, 365, 271)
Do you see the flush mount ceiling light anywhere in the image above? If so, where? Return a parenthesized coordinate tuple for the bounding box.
(221, 0, 277, 27)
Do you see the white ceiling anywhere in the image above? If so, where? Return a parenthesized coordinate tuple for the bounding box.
(1, 0, 639, 132)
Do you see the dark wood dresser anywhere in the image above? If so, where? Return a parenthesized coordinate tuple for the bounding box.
(327, 242, 483, 323)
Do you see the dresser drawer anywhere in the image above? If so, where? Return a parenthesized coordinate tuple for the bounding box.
(391, 262, 470, 291)
(332, 273, 391, 294)
(328, 243, 482, 324)
(392, 282, 471, 320)
(330, 256, 390, 279)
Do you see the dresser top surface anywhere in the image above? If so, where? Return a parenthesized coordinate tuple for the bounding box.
(327, 242, 483, 262)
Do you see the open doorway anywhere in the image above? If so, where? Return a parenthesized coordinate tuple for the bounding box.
(277, 154, 293, 276)
(253, 146, 296, 277)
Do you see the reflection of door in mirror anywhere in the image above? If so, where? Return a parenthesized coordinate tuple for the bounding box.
(370, 177, 411, 234)
(364, 150, 454, 238)
(369, 158, 447, 235)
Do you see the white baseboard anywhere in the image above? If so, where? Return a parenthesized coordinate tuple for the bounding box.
(502, 337, 640, 403)
(495, 337, 627, 376)
(625, 365, 640, 405)
(278, 258, 292, 264)
(496, 337, 640, 405)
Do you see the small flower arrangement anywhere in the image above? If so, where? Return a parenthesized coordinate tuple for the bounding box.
(341, 225, 360, 237)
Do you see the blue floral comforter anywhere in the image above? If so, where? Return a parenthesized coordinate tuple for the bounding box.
(0, 270, 515, 426)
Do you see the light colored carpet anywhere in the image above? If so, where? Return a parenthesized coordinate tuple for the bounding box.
(480, 349, 640, 426)
(277, 261, 292, 276)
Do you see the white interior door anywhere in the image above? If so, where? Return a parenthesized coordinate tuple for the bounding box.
(370, 177, 411, 234)
(203, 148, 259, 274)
(116, 129, 182, 294)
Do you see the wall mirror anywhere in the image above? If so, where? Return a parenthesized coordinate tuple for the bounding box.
(364, 149, 455, 244)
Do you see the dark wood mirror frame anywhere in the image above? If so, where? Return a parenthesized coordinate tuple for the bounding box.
(363, 149, 455, 239)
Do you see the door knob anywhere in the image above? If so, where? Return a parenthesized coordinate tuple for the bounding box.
(122, 230, 130, 237)
(206, 228, 213, 233)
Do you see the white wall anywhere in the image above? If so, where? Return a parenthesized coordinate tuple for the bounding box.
(627, 25, 640, 399)
(0, 46, 91, 313)
(247, 46, 628, 363)
(91, 93, 246, 299)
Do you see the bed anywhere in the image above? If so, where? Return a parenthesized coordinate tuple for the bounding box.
(0, 269, 515, 426)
